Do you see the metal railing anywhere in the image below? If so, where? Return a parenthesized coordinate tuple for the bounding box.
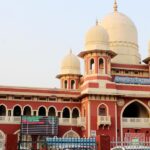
(111, 141, 150, 149)
(0, 116, 86, 126)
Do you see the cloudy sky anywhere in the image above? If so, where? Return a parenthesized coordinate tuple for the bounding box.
(0, 0, 149, 88)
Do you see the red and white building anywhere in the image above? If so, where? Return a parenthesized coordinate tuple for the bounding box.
(0, 1, 150, 149)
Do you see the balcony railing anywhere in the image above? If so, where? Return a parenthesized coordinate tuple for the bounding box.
(122, 117, 150, 128)
(98, 116, 111, 126)
(0, 116, 21, 124)
(0, 116, 86, 127)
(59, 117, 86, 127)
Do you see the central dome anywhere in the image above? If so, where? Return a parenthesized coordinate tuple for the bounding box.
(100, 1, 141, 64)
(101, 12, 138, 44)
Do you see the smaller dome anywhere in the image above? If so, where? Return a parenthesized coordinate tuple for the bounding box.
(60, 50, 80, 75)
(85, 23, 109, 51)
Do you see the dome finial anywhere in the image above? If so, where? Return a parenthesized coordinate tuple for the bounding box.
(113, 0, 118, 12)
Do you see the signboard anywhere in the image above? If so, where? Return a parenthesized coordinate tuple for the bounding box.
(132, 138, 139, 145)
(91, 130, 96, 137)
(124, 133, 145, 142)
(21, 116, 58, 136)
(114, 76, 150, 85)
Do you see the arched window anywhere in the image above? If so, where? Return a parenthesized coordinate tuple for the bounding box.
(13, 106, 21, 116)
(23, 106, 31, 116)
(99, 58, 104, 74)
(72, 108, 79, 118)
(48, 107, 56, 116)
(38, 107, 46, 116)
(99, 104, 107, 116)
(64, 80, 68, 89)
(62, 108, 70, 118)
(71, 80, 76, 89)
(0, 105, 6, 116)
(90, 58, 95, 71)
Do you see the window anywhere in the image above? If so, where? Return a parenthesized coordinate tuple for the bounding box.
(64, 80, 68, 89)
(38, 107, 46, 116)
(23, 106, 31, 116)
(72, 108, 79, 118)
(90, 59, 95, 70)
(99, 58, 104, 69)
(71, 80, 75, 89)
(0, 105, 6, 116)
(99, 104, 107, 116)
(62, 108, 70, 118)
(99, 58, 104, 74)
(13, 106, 21, 116)
(48, 107, 56, 116)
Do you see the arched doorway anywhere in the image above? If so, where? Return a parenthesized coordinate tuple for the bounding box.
(38, 107, 46, 116)
(123, 102, 149, 118)
(121, 100, 150, 141)
(72, 108, 79, 118)
(0, 105, 6, 116)
(13, 106, 21, 116)
(62, 108, 70, 118)
(48, 107, 56, 116)
(23, 106, 32, 116)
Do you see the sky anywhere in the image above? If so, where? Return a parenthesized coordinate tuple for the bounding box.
(0, 0, 149, 88)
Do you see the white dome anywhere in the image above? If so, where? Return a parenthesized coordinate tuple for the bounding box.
(85, 23, 109, 51)
(101, 12, 138, 44)
(60, 51, 80, 75)
(101, 10, 141, 64)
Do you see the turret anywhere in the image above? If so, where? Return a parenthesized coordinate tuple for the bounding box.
(56, 50, 81, 90)
(78, 22, 116, 77)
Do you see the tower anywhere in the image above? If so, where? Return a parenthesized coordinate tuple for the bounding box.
(78, 22, 116, 137)
(78, 22, 116, 94)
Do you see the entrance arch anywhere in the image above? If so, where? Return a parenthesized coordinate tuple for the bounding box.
(123, 101, 149, 118)
(120, 100, 150, 141)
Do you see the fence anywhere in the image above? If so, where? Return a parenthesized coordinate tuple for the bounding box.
(111, 140, 150, 149)
(19, 137, 97, 150)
